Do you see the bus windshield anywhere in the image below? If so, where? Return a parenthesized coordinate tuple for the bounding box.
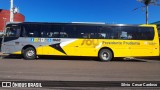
(5, 26, 21, 37)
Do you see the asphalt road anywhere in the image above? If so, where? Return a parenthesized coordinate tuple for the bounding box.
(0, 57, 160, 90)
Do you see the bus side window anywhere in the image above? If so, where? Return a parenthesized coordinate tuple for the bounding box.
(28, 31, 39, 37)
(16, 28, 21, 37)
(60, 32, 68, 38)
(33, 31, 38, 37)
(158, 29, 160, 42)
(98, 33, 106, 39)
(120, 31, 128, 39)
(22, 27, 27, 37)
(76, 26, 98, 39)
(53, 32, 59, 38)
(41, 31, 47, 37)
(83, 33, 89, 38)
(48, 32, 53, 37)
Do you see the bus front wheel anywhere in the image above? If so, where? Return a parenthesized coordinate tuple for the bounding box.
(98, 49, 113, 62)
(23, 47, 36, 60)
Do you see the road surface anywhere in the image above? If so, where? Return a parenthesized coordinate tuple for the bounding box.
(0, 57, 160, 90)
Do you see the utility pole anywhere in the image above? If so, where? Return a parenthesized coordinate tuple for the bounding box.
(144, 0, 151, 24)
(10, 0, 14, 22)
(137, 0, 159, 24)
(146, 5, 149, 24)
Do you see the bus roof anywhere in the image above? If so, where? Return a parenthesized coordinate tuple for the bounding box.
(6, 22, 156, 27)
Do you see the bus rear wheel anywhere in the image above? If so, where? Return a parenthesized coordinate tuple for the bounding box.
(98, 49, 113, 62)
(23, 47, 36, 60)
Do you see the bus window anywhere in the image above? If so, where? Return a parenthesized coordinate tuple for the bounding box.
(49, 25, 61, 38)
(136, 27, 154, 40)
(119, 26, 135, 40)
(40, 25, 52, 37)
(100, 26, 120, 39)
(53, 32, 59, 38)
(120, 31, 128, 39)
(48, 32, 53, 37)
(76, 26, 98, 39)
(118, 26, 154, 40)
(158, 26, 160, 39)
(59, 32, 68, 38)
(6, 26, 21, 37)
(21, 26, 27, 37)
(63, 25, 77, 38)
(23, 24, 41, 37)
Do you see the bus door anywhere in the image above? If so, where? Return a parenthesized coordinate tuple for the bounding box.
(1, 24, 21, 54)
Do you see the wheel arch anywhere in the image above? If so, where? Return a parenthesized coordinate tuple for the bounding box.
(98, 47, 114, 57)
(22, 45, 36, 54)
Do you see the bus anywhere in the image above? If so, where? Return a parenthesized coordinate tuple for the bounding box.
(1, 22, 159, 61)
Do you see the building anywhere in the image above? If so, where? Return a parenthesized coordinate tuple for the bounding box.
(152, 21, 160, 29)
(0, 9, 25, 32)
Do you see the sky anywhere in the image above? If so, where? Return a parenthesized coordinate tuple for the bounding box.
(0, 0, 160, 24)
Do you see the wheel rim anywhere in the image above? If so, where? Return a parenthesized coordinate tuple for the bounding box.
(101, 51, 110, 61)
(26, 50, 35, 57)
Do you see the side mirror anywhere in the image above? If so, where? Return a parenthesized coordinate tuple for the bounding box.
(0, 33, 4, 37)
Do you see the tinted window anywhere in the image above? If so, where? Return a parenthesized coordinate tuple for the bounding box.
(76, 25, 98, 38)
(99, 26, 154, 40)
(158, 25, 160, 37)
(6, 25, 21, 37)
(100, 26, 121, 39)
(22, 24, 62, 38)
(22, 24, 41, 37)
(21, 24, 154, 40)
(41, 25, 62, 38)
(40, 25, 51, 37)
(62, 25, 77, 38)
(120, 26, 154, 40)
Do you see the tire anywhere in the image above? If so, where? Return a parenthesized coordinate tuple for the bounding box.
(98, 49, 113, 62)
(23, 47, 36, 60)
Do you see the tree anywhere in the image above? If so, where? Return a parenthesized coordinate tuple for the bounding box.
(137, 0, 159, 24)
